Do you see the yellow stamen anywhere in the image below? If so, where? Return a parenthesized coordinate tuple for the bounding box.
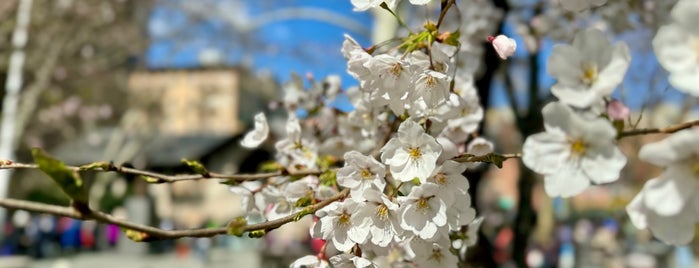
(360, 168, 373, 179)
(408, 147, 422, 160)
(434, 173, 447, 185)
(580, 62, 598, 86)
(376, 205, 389, 221)
(390, 63, 402, 77)
(338, 213, 351, 226)
(417, 197, 429, 209)
(425, 75, 437, 88)
(570, 139, 586, 156)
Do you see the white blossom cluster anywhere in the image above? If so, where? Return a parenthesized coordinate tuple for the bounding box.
(234, 2, 495, 266)
(523, 0, 699, 247)
(232, 0, 699, 266)
(523, 27, 630, 198)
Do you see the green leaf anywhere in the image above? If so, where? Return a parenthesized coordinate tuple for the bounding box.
(294, 196, 313, 208)
(219, 179, 240, 186)
(613, 119, 625, 136)
(248, 230, 266, 238)
(293, 208, 314, 222)
(122, 228, 152, 242)
(317, 155, 338, 170)
(181, 159, 209, 176)
(258, 161, 283, 172)
(485, 153, 506, 169)
(78, 161, 110, 171)
(32, 148, 88, 203)
(442, 30, 460, 46)
(142, 176, 165, 184)
(318, 170, 337, 187)
(226, 216, 247, 237)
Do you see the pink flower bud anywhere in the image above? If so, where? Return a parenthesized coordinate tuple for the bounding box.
(606, 99, 630, 120)
(488, 35, 517, 60)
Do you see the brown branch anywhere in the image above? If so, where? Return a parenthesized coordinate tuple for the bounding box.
(452, 152, 522, 163)
(619, 119, 699, 138)
(0, 188, 349, 240)
(0, 162, 322, 184)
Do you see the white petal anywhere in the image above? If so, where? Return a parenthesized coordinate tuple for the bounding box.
(590, 43, 630, 97)
(543, 163, 590, 198)
(522, 133, 569, 174)
(639, 129, 699, 166)
(626, 185, 649, 229)
(643, 167, 696, 216)
(240, 113, 269, 148)
(647, 209, 695, 245)
(581, 145, 626, 184)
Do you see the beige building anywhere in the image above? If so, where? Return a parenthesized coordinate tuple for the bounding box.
(127, 68, 275, 136)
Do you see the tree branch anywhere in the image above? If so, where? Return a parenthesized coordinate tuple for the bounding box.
(619, 119, 699, 138)
(0, 162, 322, 184)
(0, 188, 349, 240)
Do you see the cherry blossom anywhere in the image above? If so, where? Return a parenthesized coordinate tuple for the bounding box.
(312, 199, 370, 251)
(522, 102, 627, 197)
(337, 151, 387, 201)
(626, 128, 699, 245)
(606, 99, 630, 120)
(350, 0, 396, 11)
(329, 253, 378, 268)
(290, 255, 329, 268)
(547, 28, 630, 108)
(354, 188, 402, 247)
(489, 35, 517, 60)
(380, 119, 442, 183)
(653, 0, 699, 96)
(399, 183, 448, 240)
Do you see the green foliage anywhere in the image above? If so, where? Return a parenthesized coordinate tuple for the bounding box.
(181, 159, 210, 176)
(226, 216, 247, 237)
(453, 153, 507, 168)
(319, 170, 337, 187)
(258, 161, 283, 172)
(294, 196, 313, 208)
(31, 148, 88, 204)
(248, 230, 266, 238)
(294, 208, 314, 222)
(122, 228, 152, 242)
(141, 176, 166, 184)
(79, 161, 110, 171)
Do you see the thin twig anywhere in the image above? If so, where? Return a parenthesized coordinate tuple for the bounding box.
(436, 0, 456, 29)
(0, 189, 349, 240)
(452, 153, 522, 163)
(618, 119, 699, 138)
(0, 162, 322, 183)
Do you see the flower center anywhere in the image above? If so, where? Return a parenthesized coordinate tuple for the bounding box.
(425, 74, 437, 89)
(360, 168, 373, 179)
(569, 139, 586, 156)
(580, 62, 598, 86)
(434, 173, 447, 185)
(417, 197, 430, 210)
(390, 62, 403, 78)
(338, 213, 351, 226)
(408, 147, 423, 160)
(375, 204, 389, 221)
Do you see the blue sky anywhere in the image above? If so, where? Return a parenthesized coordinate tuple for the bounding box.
(146, 0, 373, 89)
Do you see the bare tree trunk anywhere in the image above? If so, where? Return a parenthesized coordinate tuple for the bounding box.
(0, 0, 32, 227)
